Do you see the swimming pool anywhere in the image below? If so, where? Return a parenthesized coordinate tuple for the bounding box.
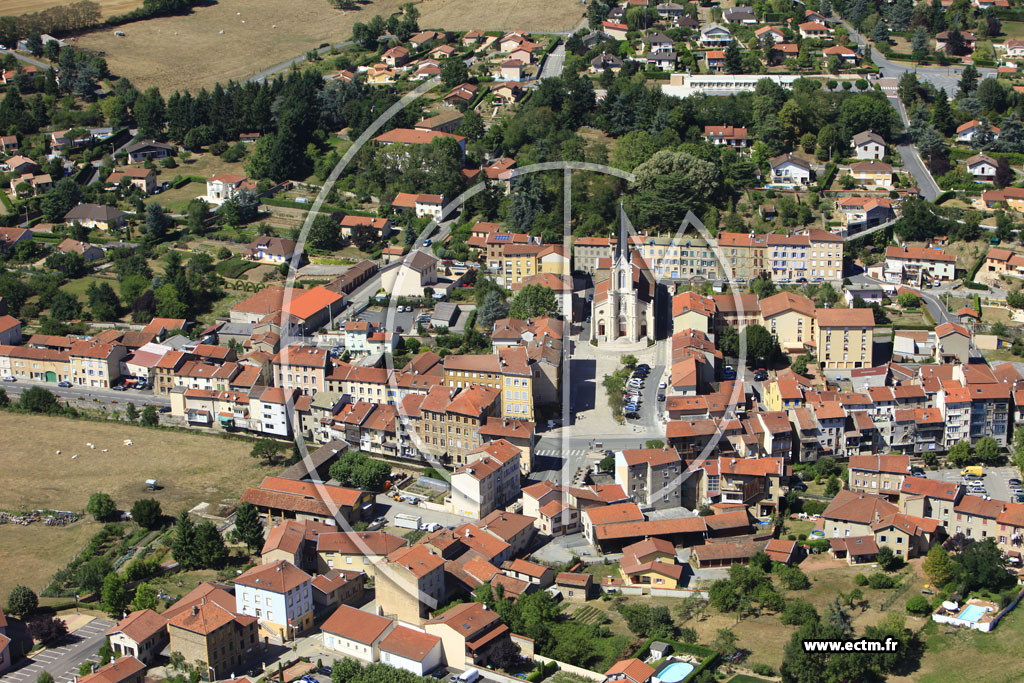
(959, 604, 991, 623)
(656, 662, 695, 683)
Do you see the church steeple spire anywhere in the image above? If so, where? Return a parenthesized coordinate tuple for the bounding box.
(616, 201, 630, 265)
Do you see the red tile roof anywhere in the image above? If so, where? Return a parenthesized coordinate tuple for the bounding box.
(321, 604, 392, 643)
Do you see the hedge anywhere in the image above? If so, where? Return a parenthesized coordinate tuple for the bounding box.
(933, 190, 956, 205)
(965, 281, 989, 290)
(214, 257, 259, 278)
(0, 189, 14, 212)
(967, 251, 987, 283)
(817, 162, 838, 191)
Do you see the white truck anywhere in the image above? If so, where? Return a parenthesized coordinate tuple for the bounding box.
(393, 513, 421, 530)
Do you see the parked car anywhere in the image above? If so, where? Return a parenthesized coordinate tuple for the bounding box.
(112, 385, 127, 391)
(657, 393, 666, 401)
(790, 482, 808, 492)
(753, 369, 768, 381)
(624, 411, 640, 420)
(1, 376, 15, 382)
(658, 380, 667, 389)
(58, 381, 72, 387)
(1010, 478, 1022, 487)
(159, 406, 172, 413)
(723, 366, 736, 380)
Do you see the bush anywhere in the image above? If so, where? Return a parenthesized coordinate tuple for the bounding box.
(905, 594, 931, 616)
(868, 573, 898, 589)
(854, 574, 868, 586)
(752, 664, 776, 676)
(86, 493, 117, 521)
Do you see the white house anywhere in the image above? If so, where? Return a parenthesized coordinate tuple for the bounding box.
(966, 153, 998, 183)
(852, 130, 886, 160)
(699, 23, 732, 47)
(378, 626, 444, 676)
(956, 119, 999, 143)
(206, 173, 256, 205)
(233, 559, 314, 641)
(769, 153, 812, 185)
(1004, 39, 1024, 58)
(321, 605, 393, 663)
(884, 245, 957, 282)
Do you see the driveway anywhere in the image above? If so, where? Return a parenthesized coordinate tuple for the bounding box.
(0, 618, 114, 683)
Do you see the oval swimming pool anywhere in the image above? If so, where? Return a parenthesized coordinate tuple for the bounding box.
(656, 661, 695, 683)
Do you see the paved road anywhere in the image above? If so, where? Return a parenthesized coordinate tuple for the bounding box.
(0, 378, 170, 407)
(839, 19, 998, 95)
(538, 44, 566, 80)
(887, 96, 942, 201)
(0, 48, 49, 70)
(246, 41, 354, 84)
(0, 618, 114, 683)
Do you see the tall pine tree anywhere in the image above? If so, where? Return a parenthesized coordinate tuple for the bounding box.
(231, 502, 265, 554)
(171, 510, 198, 570)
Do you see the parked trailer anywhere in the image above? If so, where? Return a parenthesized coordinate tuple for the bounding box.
(393, 513, 421, 530)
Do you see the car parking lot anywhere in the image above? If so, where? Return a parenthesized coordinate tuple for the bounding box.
(621, 363, 666, 428)
(925, 465, 1022, 502)
(350, 306, 422, 334)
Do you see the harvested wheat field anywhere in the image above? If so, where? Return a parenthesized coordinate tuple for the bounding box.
(0, 412, 268, 513)
(3, 0, 142, 19)
(75, 0, 582, 92)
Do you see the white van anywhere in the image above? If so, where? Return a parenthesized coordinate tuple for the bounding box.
(458, 669, 480, 683)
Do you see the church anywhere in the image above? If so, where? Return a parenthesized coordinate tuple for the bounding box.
(591, 206, 658, 344)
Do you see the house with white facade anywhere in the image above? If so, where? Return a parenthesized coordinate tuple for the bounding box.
(852, 130, 886, 160)
(233, 559, 314, 642)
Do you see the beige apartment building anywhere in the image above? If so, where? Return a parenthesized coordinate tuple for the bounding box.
(814, 307, 874, 370)
(716, 231, 767, 281)
(760, 291, 816, 354)
(375, 545, 446, 625)
(848, 454, 909, 500)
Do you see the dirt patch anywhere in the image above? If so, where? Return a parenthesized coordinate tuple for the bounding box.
(75, 0, 581, 93)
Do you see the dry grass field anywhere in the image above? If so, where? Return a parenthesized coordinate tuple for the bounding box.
(0, 520, 99, 599)
(74, 0, 582, 92)
(0, 412, 266, 512)
(0, 412, 270, 597)
(3, 0, 141, 19)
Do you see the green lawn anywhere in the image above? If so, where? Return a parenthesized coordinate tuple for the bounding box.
(582, 563, 620, 578)
(60, 274, 121, 305)
(151, 181, 205, 214)
(727, 676, 774, 683)
(906, 601, 1024, 682)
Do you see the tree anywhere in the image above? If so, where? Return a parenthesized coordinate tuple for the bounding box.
(923, 544, 958, 586)
(782, 619, 876, 683)
(329, 450, 392, 491)
(724, 41, 743, 74)
(231, 501, 265, 553)
(131, 499, 163, 530)
(441, 57, 469, 88)
(897, 291, 920, 308)
(911, 26, 930, 57)
(49, 291, 82, 322)
(905, 595, 931, 616)
(87, 493, 117, 521)
(743, 324, 776, 365)
(143, 203, 173, 243)
(140, 405, 158, 426)
(101, 573, 128, 617)
(195, 521, 229, 569)
(974, 436, 1001, 464)
(250, 439, 285, 466)
(825, 476, 841, 496)
(172, 510, 199, 570)
(954, 537, 1013, 594)
(41, 178, 85, 222)
(780, 599, 818, 625)
(18, 386, 62, 414)
(131, 582, 159, 611)
(476, 290, 509, 332)
(76, 556, 113, 593)
(959, 64, 979, 97)
(124, 402, 139, 422)
(947, 440, 972, 467)
(29, 619, 67, 645)
(750, 276, 776, 299)
(791, 354, 810, 377)
(718, 325, 740, 358)
(7, 584, 38, 618)
(87, 281, 120, 321)
(712, 628, 738, 656)
(876, 545, 900, 572)
(309, 213, 342, 251)
(508, 285, 557, 319)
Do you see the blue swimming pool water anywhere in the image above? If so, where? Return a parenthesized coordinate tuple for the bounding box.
(657, 662, 695, 683)
(959, 604, 990, 623)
